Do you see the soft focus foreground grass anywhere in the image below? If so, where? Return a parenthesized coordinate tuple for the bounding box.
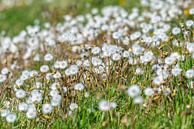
(0, 0, 140, 36)
(0, 83, 193, 129)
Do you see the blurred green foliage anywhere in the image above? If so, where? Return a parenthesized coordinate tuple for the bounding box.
(0, 0, 140, 36)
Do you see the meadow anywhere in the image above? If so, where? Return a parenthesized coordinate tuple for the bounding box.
(0, 0, 193, 129)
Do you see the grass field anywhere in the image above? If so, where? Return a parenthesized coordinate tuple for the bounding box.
(0, 0, 142, 36)
(0, 0, 194, 129)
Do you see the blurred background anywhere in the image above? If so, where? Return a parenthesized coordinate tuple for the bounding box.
(0, 0, 140, 36)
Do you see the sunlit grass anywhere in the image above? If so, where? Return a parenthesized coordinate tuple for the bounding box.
(0, 0, 193, 129)
(0, 0, 141, 36)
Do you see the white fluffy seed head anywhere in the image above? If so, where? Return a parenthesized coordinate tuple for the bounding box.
(144, 87, 154, 96)
(127, 85, 141, 98)
(0, 109, 10, 117)
(40, 65, 49, 73)
(69, 103, 78, 111)
(134, 96, 144, 104)
(15, 89, 26, 99)
(42, 104, 53, 114)
(185, 69, 194, 79)
(6, 113, 17, 123)
(74, 83, 85, 91)
(26, 107, 37, 119)
(18, 102, 28, 112)
(98, 100, 117, 111)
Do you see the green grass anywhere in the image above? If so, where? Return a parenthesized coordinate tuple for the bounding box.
(0, 1, 43, 36)
(0, 0, 141, 36)
(1, 83, 193, 129)
(0, 0, 193, 129)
